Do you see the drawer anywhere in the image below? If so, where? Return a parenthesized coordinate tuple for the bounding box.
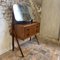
(14, 22, 40, 40)
(24, 33, 30, 38)
(24, 26, 30, 33)
(24, 27, 30, 32)
(24, 26, 30, 38)
(30, 25, 36, 36)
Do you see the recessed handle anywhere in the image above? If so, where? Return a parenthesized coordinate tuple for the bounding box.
(26, 28, 29, 31)
(27, 33, 29, 37)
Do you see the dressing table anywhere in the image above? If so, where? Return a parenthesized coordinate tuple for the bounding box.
(11, 4, 40, 57)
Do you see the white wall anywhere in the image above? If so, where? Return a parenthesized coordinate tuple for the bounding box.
(0, 6, 12, 55)
(40, 0, 60, 40)
(0, 0, 17, 55)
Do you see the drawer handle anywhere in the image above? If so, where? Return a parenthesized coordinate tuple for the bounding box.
(26, 29, 29, 31)
(27, 34, 29, 36)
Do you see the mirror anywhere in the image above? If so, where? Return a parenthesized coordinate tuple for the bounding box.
(13, 4, 32, 22)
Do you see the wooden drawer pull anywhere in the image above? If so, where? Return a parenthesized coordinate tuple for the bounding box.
(27, 34, 29, 36)
(27, 29, 29, 30)
(26, 29, 29, 31)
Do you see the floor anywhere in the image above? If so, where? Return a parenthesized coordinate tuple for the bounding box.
(0, 37, 60, 60)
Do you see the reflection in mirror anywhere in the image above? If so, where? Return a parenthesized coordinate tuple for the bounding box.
(13, 4, 23, 21)
(13, 4, 32, 22)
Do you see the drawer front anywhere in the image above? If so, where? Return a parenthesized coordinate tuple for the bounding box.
(24, 27, 30, 33)
(30, 25, 36, 36)
(24, 23, 40, 38)
(13, 22, 40, 40)
(24, 26, 30, 38)
(24, 33, 30, 38)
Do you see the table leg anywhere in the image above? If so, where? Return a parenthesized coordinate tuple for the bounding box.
(35, 35, 39, 44)
(15, 37, 24, 57)
(12, 34, 14, 51)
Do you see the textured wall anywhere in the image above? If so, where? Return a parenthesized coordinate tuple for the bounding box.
(0, 0, 16, 55)
(40, 0, 60, 40)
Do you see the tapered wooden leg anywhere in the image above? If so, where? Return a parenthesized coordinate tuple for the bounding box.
(35, 35, 39, 44)
(15, 39, 24, 57)
(12, 34, 14, 51)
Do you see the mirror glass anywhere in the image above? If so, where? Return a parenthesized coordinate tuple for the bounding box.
(13, 4, 32, 22)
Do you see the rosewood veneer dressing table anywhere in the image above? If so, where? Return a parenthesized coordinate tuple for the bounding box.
(11, 4, 40, 57)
